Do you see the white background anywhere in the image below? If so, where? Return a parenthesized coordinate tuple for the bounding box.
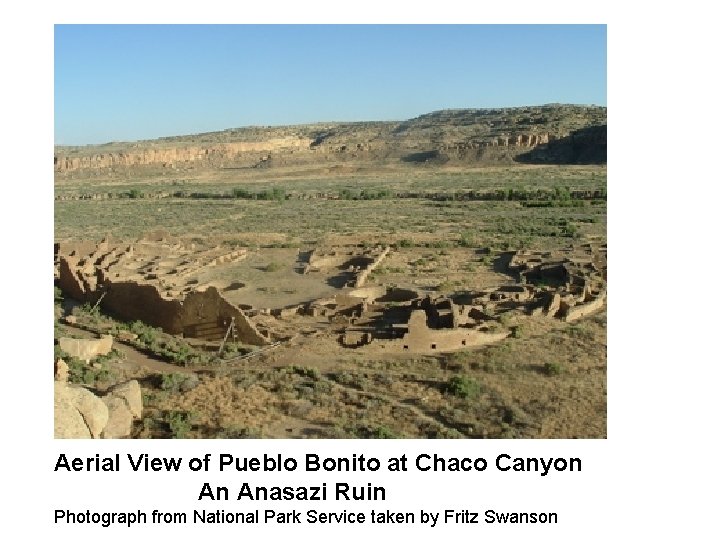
(1, 2, 718, 538)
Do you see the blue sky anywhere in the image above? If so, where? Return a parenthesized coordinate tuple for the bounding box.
(55, 25, 606, 145)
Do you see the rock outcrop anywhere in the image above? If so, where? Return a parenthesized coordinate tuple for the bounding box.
(54, 379, 143, 439)
(54, 105, 607, 175)
(55, 137, 312, 172)
(58, 335, 113, 364)
(105, 380, 142, 418)
(54, 358, 69, 382)
(101, 380, 143, 438)
(54, 382, 109, 438)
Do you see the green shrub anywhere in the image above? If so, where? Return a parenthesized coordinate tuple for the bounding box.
(216, 425, 263, 439)
(458, 231, 476, 248)
(66, 358, 112, 386)
(158, 372, 198, 393)
(372, 425, 397, 439)
(129, 321, 161, 346)
(445, 375, 481, 399)
(166, 410, 193, 439)
(285, 365, 319, 379)
(543, 362, 563, 376)
(232, 187, 251, 199)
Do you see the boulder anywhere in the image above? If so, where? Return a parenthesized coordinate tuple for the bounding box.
(101, 396, 135, 438)
(106, 380, 142, 418)
(54, 382, 109, 439)
(99, 380, 143, 438)
(54, 358, 69, 382)
(58, 334, 113, 364)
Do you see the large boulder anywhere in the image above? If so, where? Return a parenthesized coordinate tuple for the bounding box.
(100, 380, 143, 439)
(58, 334, 113, 364)
(101, 396, 135, 438)
(54, 381, 109, 438)
(106, 380, 142, 418)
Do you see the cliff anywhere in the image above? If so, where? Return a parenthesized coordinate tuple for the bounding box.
(55, 104, 607, 174)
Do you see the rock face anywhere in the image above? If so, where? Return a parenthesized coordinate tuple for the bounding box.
(58, 335, 113, 364)
(54, 358, 69, 382)
(54, 105, 607, 175)
(54, 137, 312, 172)
(54, 382, 109, 438)
(101, 396, 136, 438)
(106, 380, 142, 418)
(54, 379, 143, 439)
(101, 380, 143, 439)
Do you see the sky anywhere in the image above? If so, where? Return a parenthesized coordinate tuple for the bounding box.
(54, 24, 606, 146)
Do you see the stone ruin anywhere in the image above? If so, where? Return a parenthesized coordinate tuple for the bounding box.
(56, 235, 269, 346)
(508, 243, 607, 322)
(334, 243, 607, 353)
(300, 245, 391, 287)
(55, 237, 606, 355)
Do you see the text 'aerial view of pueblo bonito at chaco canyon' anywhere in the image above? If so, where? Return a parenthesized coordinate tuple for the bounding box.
(54, 104, 607, 439)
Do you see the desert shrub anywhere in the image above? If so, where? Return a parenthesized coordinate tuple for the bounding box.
(437, 280, 463, 293)
(565, 324, 592, 339)
(445, 375, 481, 399)
(543, 362, 563, 376)
(353, 425, 399, 439)
(166, 410, 193, 439)
(127, 188, 143, 199)
(257, 187, 286, 201)
(216, 425, 263, 439)
(479, 357, 509, 374)
(158, 372, 199, 393)
(66, 358, 112, 386)
(285, 365, 319, 379)
(561, 223, 580, 238)
(430, 427, 463, 439)
(129, 321, 161, 347)
(330, 370, 366, 390)
(339, 188, 392, 200)
(310, 380, 333, 394)
(458, 231, 476, 248)
(232, 187, 252, 199)
(371, 425, 398, 439)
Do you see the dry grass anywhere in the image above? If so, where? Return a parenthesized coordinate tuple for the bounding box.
(55, 164, 606, 439)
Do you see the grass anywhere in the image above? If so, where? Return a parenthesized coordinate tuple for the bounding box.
(55, 164, 606, 440)
(55, 166, 606, 251)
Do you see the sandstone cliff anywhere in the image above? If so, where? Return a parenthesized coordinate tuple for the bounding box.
(54, 104, 607, 175)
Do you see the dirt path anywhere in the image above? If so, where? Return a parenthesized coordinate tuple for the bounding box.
(59, 324, 193, 375)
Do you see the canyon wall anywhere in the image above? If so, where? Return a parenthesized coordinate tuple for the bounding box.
(55, 105, 607, 173)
